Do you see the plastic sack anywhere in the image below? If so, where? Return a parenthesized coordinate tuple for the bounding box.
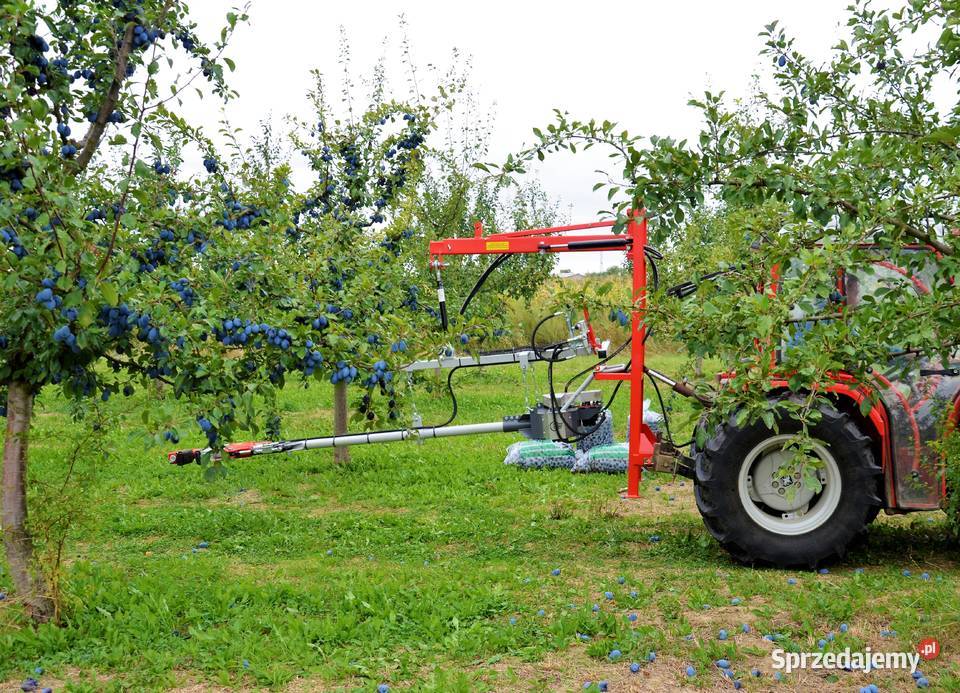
(627, 400, 663, 441)
(576, 411, 614, 453)
(578, 443, 629, 474)
(504, 440, 576, 469)
(644, 399, 664, 431)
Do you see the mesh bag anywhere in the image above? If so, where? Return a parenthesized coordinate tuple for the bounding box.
(580, 443, 629, 474)
(504, 440, 576, 469)
(575, 411, 614, 453)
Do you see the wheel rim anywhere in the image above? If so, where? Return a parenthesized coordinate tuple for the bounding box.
(736, 434, 842, 536)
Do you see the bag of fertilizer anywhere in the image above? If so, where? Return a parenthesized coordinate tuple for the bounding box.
(576, 411, 614, 453)
(504, 440, 576, 469)
(581, 443, 629, 474)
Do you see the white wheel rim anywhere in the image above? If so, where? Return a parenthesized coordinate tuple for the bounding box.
(737, 434, 842, 536)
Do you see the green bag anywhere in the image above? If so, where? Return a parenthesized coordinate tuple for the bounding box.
(504, 440, 576, 469)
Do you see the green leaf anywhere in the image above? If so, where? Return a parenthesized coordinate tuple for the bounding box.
(761, 410, 775, 429)
(101, 282, 119, 307)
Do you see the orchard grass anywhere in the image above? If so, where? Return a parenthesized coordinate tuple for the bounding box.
(1, 349, 957, 691)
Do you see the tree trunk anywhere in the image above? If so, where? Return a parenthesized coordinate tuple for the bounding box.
(2, 381, 54, 622)
(332, 381, 350, 464)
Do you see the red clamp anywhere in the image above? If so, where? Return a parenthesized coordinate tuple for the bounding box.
(223, 441, 270, 459)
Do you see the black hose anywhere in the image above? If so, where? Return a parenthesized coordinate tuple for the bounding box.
(665, 265, 745, 299)
(460, 253, 511, 316)
(547, 342, 628, 444)
(434, 365, 462, 428)
(645, 250, 660, 292)
(646, 372, 693, 449)
(531, 312, 567, 360)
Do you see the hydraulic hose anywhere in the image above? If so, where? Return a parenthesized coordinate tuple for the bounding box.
(460, 253, 511, 316)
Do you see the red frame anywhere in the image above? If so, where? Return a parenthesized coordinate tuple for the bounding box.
(430, 210, 655, 497)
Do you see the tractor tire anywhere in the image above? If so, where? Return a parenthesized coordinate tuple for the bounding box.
(693, 401, 883, 569)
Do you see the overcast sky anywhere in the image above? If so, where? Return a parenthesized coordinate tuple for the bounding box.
(185, 0, 871, 273)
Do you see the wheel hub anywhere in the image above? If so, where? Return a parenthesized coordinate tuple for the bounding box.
(746, 449, 824, 513)
(737, 434, 842, 536)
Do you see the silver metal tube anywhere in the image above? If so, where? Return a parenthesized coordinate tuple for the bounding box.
(403, 335, 593, 373)
(645, 366, 677, 388)
(299, 421, 515, 450)
(560, 372, 596, 413)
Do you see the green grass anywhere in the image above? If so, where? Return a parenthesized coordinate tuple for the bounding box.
(1, 349, 958, 691)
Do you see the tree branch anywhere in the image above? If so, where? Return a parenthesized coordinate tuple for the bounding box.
(75, 23, 135, 173)
(835, 199, 952, 255)
(95, 39, 158, 280)
(707, 176, 954, 256)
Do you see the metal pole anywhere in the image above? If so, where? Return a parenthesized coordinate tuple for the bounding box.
(301, 420, 521, 451)
(626, 210, 654, 498)
(168, 418, 530, 466)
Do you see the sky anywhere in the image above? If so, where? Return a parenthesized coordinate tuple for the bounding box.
(184, 0, 866, 273)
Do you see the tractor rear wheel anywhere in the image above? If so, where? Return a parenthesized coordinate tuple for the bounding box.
(693, 402, 883, 568)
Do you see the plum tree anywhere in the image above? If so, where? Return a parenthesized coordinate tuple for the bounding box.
(0, 1, 444, 622)
(280, 39, 563, 462)
(0, 0, 257, 621)
(283, 55, 443, 462)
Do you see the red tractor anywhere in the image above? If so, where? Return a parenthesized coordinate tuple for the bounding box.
(168, 213, 960, 569)
(692, 252, 960, 568)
